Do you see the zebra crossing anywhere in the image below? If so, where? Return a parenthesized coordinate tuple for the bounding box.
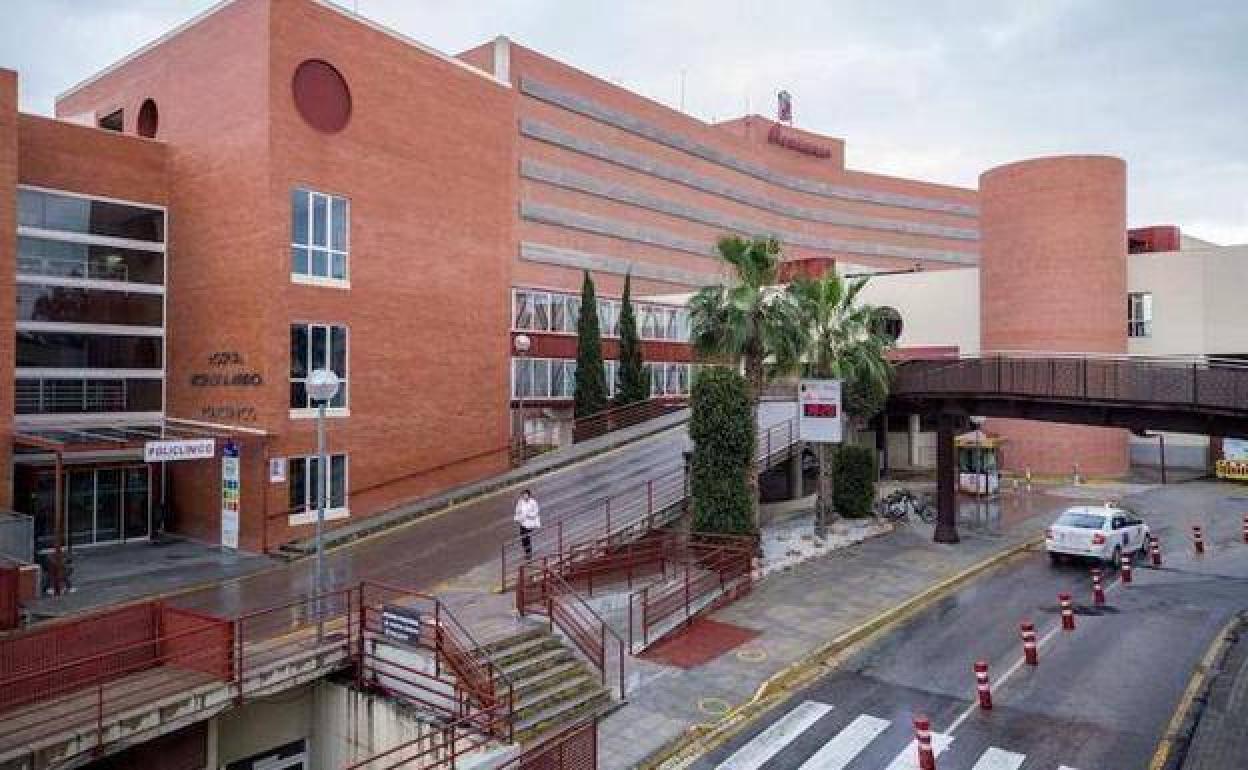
(713, 701, 1082, 770)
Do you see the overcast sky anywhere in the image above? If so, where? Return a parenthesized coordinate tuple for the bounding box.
(3, 0, 1245, 243)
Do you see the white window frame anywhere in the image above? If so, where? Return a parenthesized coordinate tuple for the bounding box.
(289, 322, 350, 418)
(510, 287, 688, 342)
(291, 188, 350, 288)
(1127, 292, 1153, 338)
(287, 454, 349, 526)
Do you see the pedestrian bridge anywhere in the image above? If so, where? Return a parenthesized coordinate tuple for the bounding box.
(889, 353, 1248, 543)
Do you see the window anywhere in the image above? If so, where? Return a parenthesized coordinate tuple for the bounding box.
(1128, 292, 1152, 338)
(97, 109, 123, 132)
(17, 332, 163, 369)
(18, 189, 164, 242)
(16, 378, 161, 414)
(291, 189, 348, 283)
(290, 324, 348, 410)
(17, 283, 164, 326)
(18, 237, 164, 284)
(510, 288, 688, 340)
(288, 454, 348, 522)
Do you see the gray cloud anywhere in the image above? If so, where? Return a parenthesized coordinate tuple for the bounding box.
(2, 0, 1244, 242)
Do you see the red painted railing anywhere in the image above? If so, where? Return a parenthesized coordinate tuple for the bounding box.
(626, 534, 755, 652)
(501, 416, 798, 592)
(516, 565, 626, 700)
(571, 398, 686, 444)
(494, 715, 599, 770)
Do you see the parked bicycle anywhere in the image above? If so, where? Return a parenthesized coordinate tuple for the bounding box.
(876, 489, 936, 524)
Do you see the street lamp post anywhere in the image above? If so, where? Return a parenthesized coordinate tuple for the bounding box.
(306, 368, 340, 638)
(513, 334, 532, 464)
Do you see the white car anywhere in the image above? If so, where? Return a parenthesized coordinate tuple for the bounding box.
(1045, 505, 1151, 566)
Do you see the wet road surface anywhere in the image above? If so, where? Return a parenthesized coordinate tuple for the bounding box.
(695, 487, 1248, 769)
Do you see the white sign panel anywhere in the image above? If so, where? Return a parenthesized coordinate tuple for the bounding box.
(269, 457, 287, 483)
(144, 439, 215, 463)
(1225, 438, 1248, 462)
(798, 379, 843, 444)
(221, 441, 241, 550)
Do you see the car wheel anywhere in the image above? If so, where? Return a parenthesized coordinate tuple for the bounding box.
(1109, 546, 1122, 569)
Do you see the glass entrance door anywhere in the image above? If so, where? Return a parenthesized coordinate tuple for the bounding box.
(18, 464, 152, 551)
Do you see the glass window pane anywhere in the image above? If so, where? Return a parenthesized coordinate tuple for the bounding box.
(96, 469, 122, 544)
(533, 293, 551, 331)
(330, 455, 347, 509)
(310, 248, 329, 277)
(17, 189, 42, 228)
(289, 458, 306, 512)
(124, 467, 150, 540)
(17, 332, 162, 369)
(308, 456, 322, 511)
(331, 252, 346, 280)
(68, 471, 94, 546)
(550, 295, 565, 332)
(513, 359, 531, 398)
(331, 198, 347, 252)
(331, 381, 346, 409)
(290, 326, 309, 378)
(513, 291, 532, 329)
(564, 296, 580, 332)
(17, 284, 163, 326)
(312, 325, 328, 370)
(330, 326, 347, 378)
(292, 190, 309, 244)
(290, 381, 307, 410)
(532, 359, 551, 398)
(312, 195, 328, 247)
(292, 246, 308, 275)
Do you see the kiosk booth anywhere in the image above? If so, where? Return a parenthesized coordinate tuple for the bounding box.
(957, 429, 1003, 496)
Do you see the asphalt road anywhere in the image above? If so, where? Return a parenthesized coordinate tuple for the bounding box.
(695, 487, 1248, 770)
(172, 402, 797, 619)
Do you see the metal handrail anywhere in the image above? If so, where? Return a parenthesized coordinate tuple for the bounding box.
(544, 569, 626, 700)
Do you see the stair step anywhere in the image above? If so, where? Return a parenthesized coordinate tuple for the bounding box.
(476, 627, 547, 656)
(515, 672, 598, 714)
(508, 661, 585, 697)
(491, 636, 564, 667)
(514, 689, 613, 744)
(498, 647, 575, 680)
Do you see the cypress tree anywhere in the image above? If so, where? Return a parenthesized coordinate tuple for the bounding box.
(574, 271, 609, 418)
(690, 368, 755, 535)
(615, 272, 650, 406)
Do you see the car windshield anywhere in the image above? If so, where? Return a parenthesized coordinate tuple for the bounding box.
(1056, 511, 1105, 529)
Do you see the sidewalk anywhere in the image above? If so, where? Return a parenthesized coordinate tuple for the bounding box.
(599, 488, 1070, 770)
(1180, 614, 1248, 769)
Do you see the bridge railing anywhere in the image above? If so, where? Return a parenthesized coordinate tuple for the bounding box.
(893, 353, 1248, 413)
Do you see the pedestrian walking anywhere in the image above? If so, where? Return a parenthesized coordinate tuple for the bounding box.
(514, 489, 541, 560)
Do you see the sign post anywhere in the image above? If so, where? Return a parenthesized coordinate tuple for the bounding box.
(798, 379, 843, 443)
(221, 440, 241, 550)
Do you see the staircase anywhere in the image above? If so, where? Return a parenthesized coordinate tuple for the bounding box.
(480, 628, 613, 745)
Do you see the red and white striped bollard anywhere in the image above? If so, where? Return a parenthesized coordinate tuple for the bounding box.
(1059, 592, 1076, 630)
(913, 715, 937, 770)
(974, 660, 992, 709)
(1091, 568, 1105, 606)
(1120, 552, 1133, 584)
(1193, 525, 1205, 555)
(1020, 621, 1038, 665)
(1150, 534, 1162, 567)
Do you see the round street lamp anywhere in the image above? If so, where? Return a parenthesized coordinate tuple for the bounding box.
(307, 368, 340, 635)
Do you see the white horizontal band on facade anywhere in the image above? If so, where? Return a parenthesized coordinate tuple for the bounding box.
(520, 122, 980, 241)
(15, 412, 164, 428)
(16, 321, 165, 337)
(522, 158, 982, 263)
(519, 241, 728, 288)
(521, 201, 980, 266)
(16, 274, 165, 295)
(16, 368, 164, 380)
(17, 226, 166, 254)
(519, 78, 979, 218)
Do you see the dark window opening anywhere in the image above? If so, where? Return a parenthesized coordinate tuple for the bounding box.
(97, 109, 123, 132)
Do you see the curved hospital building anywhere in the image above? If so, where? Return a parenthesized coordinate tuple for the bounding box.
(0, 0, 1245, 554)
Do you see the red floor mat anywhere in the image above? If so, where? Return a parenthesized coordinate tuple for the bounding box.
(638, 617, 760, 669)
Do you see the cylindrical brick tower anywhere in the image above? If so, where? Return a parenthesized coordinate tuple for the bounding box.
(979, 155, 1128, 477)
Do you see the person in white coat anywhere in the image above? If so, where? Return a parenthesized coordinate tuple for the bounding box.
(514, 489, 541, 560)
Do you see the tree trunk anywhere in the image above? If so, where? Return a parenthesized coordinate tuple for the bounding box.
(744, 356, 764, 531)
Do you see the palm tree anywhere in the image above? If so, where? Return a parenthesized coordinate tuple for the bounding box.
(788, 271, 893, 525)
(689, 235, 804, 526)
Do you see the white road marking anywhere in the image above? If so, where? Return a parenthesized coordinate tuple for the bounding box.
(1058, 766, 1082, 770)
(970, 746, 1026, 770)
(882, 733, 953, 770)
(716, 700, 832, 770)
(796, 714, 890, 770)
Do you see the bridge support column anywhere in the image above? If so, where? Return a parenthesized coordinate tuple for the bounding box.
(934, 412, 960, 543)
(787, 444, 803, 498)
(876, 414, 890, 476)
(908, 414, 921, 468)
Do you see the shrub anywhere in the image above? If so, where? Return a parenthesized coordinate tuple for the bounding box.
(832, 445, 878, 518)
(689, 368, 755, 535)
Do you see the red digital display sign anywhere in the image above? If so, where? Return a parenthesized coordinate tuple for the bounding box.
(803, 402, 838, 418)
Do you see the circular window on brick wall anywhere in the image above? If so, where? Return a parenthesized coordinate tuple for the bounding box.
(872, 306, 904, 343)
(137, 98, 159, 138)
(292, 59, 352, 133)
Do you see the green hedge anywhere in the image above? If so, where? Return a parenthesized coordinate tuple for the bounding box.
(689, 368, 755, 535)
(832, 445, 878, 518)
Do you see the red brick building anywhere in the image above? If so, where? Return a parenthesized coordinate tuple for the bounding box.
(0, 0, 1135, 554)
